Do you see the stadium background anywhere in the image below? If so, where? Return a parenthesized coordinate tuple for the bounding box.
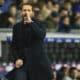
(0, 0, 80, 80)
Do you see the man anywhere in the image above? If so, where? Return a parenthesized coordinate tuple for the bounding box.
(69, 67, 79, 80)
(46, 11, 60, 30)
(6, 3, 53, 80)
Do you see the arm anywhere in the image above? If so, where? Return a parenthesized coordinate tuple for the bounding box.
(12, 25, 24, 62)
(23, 11, 46, 39)
(30, 21, 46, 40)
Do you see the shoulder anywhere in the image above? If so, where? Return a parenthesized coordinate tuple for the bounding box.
(33, 19, 41, 24)
(33, 19, 46, 27)
(13, 21, 22, 30)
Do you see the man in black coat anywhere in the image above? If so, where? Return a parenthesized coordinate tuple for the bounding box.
(6, 3, 53, 80)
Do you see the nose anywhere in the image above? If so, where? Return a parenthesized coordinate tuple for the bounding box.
(25, 11, 29, 14)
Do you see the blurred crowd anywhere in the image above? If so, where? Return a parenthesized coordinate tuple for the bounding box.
(51, 66, 80, 80)
(0, 63, 80, 80)
(0, 0, 80, 33)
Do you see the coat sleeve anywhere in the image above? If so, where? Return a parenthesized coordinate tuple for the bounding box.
(30, 21, 46, 39)
(12, 25, 24, 62)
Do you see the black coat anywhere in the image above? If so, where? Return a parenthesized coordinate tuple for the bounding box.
(6, 20, 53, 80)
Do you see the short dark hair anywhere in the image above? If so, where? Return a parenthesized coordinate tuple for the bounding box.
(20, 3, 33, 10)
(52, 1, 58, 5)
(59, 7, 68, 13)
(69, 67, 77, 74)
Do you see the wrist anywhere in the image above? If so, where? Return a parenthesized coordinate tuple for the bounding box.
(24, 20, 33, 24)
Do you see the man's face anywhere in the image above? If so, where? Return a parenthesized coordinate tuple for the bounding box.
(60, 10, 68, 16)
(63, 17, 70, 25)
(9, 6, 17, 16)
(22, 5, 33, 17)
(65, 3, 72, 10)
(52, 17, 60, 24)
(72, 69, 78, 79)
(52, 4, 59, 12)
